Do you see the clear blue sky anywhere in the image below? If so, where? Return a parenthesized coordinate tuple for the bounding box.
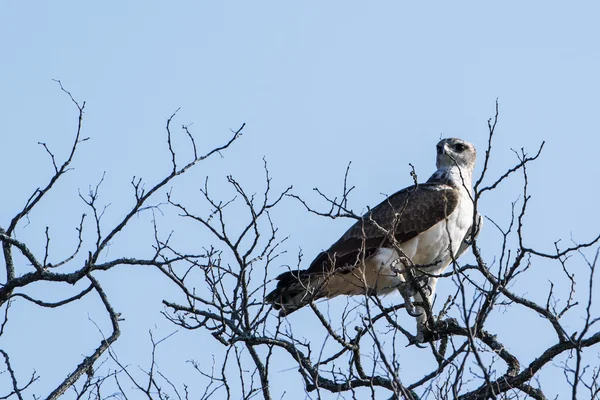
(1, 1, 599, 398)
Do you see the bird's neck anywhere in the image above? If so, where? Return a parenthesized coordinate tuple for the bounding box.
(427, 166, 473, 190)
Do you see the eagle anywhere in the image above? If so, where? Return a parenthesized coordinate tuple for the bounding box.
(266, 138, 479, 342)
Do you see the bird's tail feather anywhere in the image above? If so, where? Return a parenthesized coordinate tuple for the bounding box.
(265, 270, 326, 316)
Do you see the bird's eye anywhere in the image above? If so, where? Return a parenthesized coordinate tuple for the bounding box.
(453, 143, 465, 152)
(436, 145, 443, 154)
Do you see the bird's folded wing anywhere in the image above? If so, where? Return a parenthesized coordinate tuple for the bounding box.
(306, 184, 461, 274)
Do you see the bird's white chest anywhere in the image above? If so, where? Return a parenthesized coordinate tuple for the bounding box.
(373, 187, 474, 281)
(407, 188, 473, 273)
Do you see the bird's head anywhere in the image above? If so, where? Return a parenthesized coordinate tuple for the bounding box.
(436, 138, 476, 172)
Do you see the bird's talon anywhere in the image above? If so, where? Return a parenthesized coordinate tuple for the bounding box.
(406, 306, 423, 317)
(407, 334, 428, 348)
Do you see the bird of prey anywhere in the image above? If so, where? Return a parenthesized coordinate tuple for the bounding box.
(266, 138, 479, 342)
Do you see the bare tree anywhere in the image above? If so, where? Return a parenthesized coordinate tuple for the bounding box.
(0, 83, 243, 399)
(158, 103, 600, 400)
(1, 87, 599, 400)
